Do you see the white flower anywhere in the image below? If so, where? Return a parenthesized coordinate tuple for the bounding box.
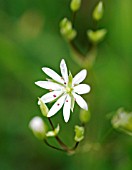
(35, 59, 90, 123)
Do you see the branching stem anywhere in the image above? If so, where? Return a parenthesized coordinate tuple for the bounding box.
(44, 139, 65, 152)
(47, 117, 79, 154)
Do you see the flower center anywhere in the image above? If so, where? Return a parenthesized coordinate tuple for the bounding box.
(66, 86, 73, 94)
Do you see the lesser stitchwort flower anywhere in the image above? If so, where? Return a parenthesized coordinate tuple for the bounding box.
(35, 59, 90, 122)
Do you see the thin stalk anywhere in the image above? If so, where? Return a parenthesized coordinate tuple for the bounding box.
(48, 118, 69, 151)
(72, 142, 79, 150)
(47, 118, 80, 154)
(44, 139, 65, 152)
(72, 12, 77, 27)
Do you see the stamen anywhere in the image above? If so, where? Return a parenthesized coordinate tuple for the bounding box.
(57, 103, 60, 106)
(53, 95, 56, 98)
(64, 82, 66, 85)
(74, 84, 77, 87)
(66, 100, 68, 102)
(49, 89, 52, 92)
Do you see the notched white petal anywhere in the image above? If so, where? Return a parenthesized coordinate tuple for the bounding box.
(42, 67, 64, 84)
(47, 94, 66, 117)
(35, 81, 64, 90)
(63, 95, 71, 122)
(72, 69, 87, 85)
(39, 90, 63, 104)
(72, 92, 88, 110)
(60, 59, 68, 84)
(74, 84, 91, 94)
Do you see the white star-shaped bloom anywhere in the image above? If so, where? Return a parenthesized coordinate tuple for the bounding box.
(35, 59, 90, 123)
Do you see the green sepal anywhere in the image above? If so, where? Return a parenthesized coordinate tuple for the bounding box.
(71, 94, 75, 112)
(87, 29, 107, 44)
(46, 78, 65, 87)
(39, 98, 49, 117)
(74, 125, 84, 142)
(68, 71, 73, 88)
(46, 124, 60, 137)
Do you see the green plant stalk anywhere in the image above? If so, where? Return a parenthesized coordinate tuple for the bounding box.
(48, 117, 80, 154)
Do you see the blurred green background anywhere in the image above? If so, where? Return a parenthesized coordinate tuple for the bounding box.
(0, 0, 132, 169)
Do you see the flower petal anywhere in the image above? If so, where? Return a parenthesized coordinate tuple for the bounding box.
(74, 84, 91, 94)
(60, 59, 68, 84)
(63, 95, 71, 122)
(42, 67, 64, 84)
(39, 90, 63, 104)
(35, 81, 64, 91)
(72, 92, 88, 110)
(72, 69, 87, 85)
(47, 94, 66, 117)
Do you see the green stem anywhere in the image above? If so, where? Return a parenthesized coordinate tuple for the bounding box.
(72, 142, 79, 150)
(44, 139, 65, 152)
(72, 11, 77, 27)
(48, 118, 70, 151)
(47, 118, 81, 154)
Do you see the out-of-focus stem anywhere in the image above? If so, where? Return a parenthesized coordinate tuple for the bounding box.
(69, 41, 97, 69)
(72, 12, 77, 27)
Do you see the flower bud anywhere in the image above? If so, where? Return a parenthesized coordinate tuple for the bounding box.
(87, 29, 107, 44)
(74, 125, 84, 142)
(46, 124, 60, 137)
(79, 109, 90, 124)
(111, 108, 132, 136)
(70, 0, 81, 12)
(29, 116, 47, 140)
(60, 18, 77, 41)
(39, 98, 49, 117)
(93, 1, 104, 21)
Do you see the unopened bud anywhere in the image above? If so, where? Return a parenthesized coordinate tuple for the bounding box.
(111, 108, 132, 136)
(80, 109, 91, 124)
(29, 116, 47, 140)
(93, 1, 104, 21)
(60, 18, 77, 41)
(39, 98, 49, 117)
(70, 0, 81, 12)
(87, 29, 107, 44)
(74, 125, 84, 142)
